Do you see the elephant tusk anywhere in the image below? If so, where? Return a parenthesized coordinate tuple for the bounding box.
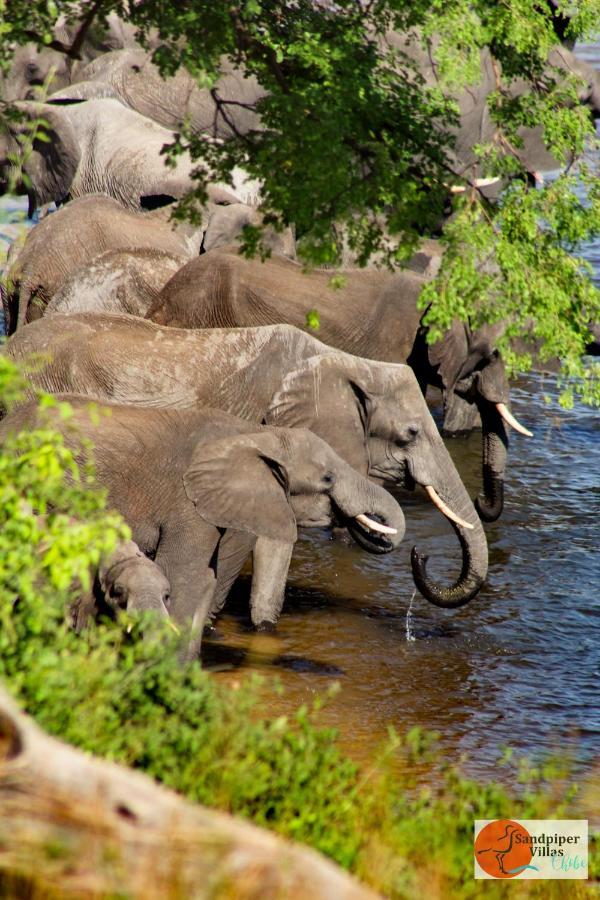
(449, 177, 501, 194)
(166, 620, 180, 635)
(496, 402, 533, 437)
(424, 486, 474, 530)
(354, 513, 397, 535)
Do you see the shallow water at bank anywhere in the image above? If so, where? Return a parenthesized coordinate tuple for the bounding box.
(207, 44, 600, 781)
(206, 369, 599, 780)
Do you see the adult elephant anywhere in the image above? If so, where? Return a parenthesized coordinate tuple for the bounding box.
(0, 98, 236, 215)
(0, 196, 200, 333)
(61, 49, 265, 139)
(1, 196, 295, 333)
(5, 313, 488, 610)
(0, 400, 405, 653)
(45, 248, 188, 319)
(148, 249, 533, 521)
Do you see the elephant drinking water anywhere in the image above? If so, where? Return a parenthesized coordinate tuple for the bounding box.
(4, 313, 489, 609)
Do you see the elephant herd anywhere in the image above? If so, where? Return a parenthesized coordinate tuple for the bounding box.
(1, 14, 594, 657)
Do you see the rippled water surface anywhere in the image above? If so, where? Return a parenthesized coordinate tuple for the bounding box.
(206, 45, 600, 782)
(207, 373, 599, 779)
(1, 46, 598, 788)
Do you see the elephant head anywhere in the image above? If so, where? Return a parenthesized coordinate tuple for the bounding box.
(0, 44, 71, 103)
(427, 320, 532, 522)
(98, 541, 171, 620)
(201, 203, 296, 259)
(183, 426, 405, 628)
(0, 101, 79, 215)
(266, 353, 489, 608)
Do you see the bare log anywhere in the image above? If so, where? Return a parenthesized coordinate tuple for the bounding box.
(0, 687, 378, 899)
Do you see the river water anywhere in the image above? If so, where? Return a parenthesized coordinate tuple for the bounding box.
(1, 45, 598, 793)
(206, 45, 600, 788)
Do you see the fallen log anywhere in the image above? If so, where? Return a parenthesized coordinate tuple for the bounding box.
(0, 687, 378, 899)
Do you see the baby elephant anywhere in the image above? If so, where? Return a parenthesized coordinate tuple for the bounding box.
(0, 400, 405, 657)
(72, 539, 171, 631)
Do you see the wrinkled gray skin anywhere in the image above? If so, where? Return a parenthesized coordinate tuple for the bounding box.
(148, 248, 514, 521)
(0, 400, 406, 655)
(2, 195, 295, 332)
(72, 539, 171, 632)
(0, 99, 245, 215)
(5, 314, 488, 609)
(45, 247, 188, 318)
(63, 49, 265, 138)
(0, 196, 203, 333)
(0, 15, 150, 103)
(0, 44, 71, 103)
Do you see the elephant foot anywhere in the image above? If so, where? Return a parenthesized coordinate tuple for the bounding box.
(254, 620, 277, 633)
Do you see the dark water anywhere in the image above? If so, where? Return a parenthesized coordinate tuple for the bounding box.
(1, 49, 599, 797)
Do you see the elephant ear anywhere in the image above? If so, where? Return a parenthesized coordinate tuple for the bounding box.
(264, 353, 372, 476)
(183, 431, 297, 543)
(14, 101, 80, 210)
(427, 320, 471, 391)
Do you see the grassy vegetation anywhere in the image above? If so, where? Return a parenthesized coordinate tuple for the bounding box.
(0, 357, 597, 898)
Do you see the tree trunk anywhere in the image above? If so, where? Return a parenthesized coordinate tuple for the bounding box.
(0, 688, 378, 900)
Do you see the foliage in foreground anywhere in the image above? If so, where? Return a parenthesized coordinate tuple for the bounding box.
(2, 1, 600, 405)
(0, 359, 598, 897)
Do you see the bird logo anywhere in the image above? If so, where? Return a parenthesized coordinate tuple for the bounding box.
(475, 820, 540, 878)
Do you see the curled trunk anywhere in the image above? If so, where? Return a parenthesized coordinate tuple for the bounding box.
(409, 441, 488, 608)
(333, 469, 406, 555)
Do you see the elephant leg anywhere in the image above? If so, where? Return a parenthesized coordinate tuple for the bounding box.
(208, 530, 256, 623)
(249, 537, 294, 631)
(154, 517, 217, 634)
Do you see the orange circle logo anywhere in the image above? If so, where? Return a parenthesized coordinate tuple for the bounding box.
(475, 820, 533, 878)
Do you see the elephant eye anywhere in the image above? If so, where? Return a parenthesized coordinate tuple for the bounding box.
(322, 471, 335, 486)
(111, 585, 127, 607)
(163, 592, 171, 609)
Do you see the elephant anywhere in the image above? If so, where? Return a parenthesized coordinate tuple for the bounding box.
(0, 98, 243, 215)
(44, 248, 188, 319)
(4, 313, 489, 609)
(384, 35, 599, 193)
(147, 248, 533, 520)
(62, 49, 265, 138)
(0, 399, 406, 652)
(0, 44, 71, 104)
(0, 194, 295, 332)
(0, 195, 203, 333)
(72, 539, 172, 632)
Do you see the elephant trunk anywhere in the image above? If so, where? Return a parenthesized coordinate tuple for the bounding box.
(128, 594, 171, 619)
(410, 441, 488, 608)
(474, 403, 508, 523)
(333, 472, 406, 555)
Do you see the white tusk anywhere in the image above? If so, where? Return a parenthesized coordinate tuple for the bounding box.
(424, 485, 475, 530)
(496, 402, 533, 437)
(126, 624, 133, 634)
(450, 177, 501, 194)
(355, 513, 397, 535)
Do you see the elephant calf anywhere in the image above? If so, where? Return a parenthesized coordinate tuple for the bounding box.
(73, 539, 171, 631)
(0, 400, 405, 657)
